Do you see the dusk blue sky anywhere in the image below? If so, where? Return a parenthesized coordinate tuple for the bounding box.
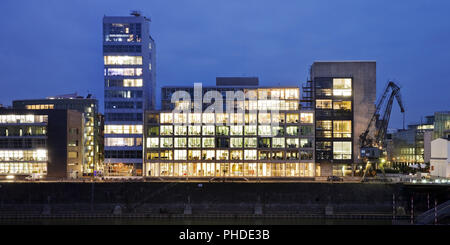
(1, 0, 449, 129)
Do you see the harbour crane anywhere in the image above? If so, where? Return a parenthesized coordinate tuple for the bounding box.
(360, 81, 405, 181)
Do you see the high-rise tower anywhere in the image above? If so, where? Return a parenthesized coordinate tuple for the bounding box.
(103, 11, 156, 176)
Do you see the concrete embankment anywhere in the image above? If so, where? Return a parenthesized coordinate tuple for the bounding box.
(0, 182, 448, 218)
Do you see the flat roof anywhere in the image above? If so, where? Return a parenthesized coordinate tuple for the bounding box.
(313, 60, 376, 63)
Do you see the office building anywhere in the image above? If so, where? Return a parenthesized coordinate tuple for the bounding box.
(144, 78, 316, 179)
(0, 109, 83, 179)
(310, 61, 376, 177)
(13, 93, 103, 177)
(103, 11, 156, 176)
(433, 111, 450, 140)
(388, 122, 434, 168)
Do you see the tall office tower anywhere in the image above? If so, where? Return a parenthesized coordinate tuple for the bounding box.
(103, 11, 156, 176)
(13, 93, 103, 178)
(310, 61, 376, 177)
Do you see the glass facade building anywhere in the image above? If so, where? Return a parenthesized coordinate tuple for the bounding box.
(103, 13, 156, 176)
(0, 109, 83, 179)
(13, 95, 103, 177)
(144, 83, 316, 179)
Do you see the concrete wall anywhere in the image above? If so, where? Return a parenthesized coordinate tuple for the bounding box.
(0, 182, 448, 215)
(311, 61, 376, 165)
(430, 138, 450, 177)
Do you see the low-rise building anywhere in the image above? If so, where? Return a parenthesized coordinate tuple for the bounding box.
(0, 109, 83, 179)
(430, 137, 450, 178)
(13, 93, 103, 177)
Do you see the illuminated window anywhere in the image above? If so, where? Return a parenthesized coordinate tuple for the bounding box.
(202, 150, 215, 160)
(160, 113, 173, 124)
(174, 150, 187, 160)
(0, 150, 47, 161)
(229, 113, 244, 124)
(106, 68, 142, 76)
(286, 126, 299, 136)
(272, 126, 284, 136)
(230, 138, 243, 148)
(258, 125, 271, 136)
(230, 126, 243, 136)
(216, 150, 229, 160)
(202, 125, 215, 136)
(104, 56, 142, 65)
(245, 114, 257, 124)
(122, 79, 143, 87)
(215, 113, 228, 124)
(188, 126, 201, 135)
(230, 150, 243, 160)
(316, 120, 332, 130)
(174, 126, 187, 136)
(258, 89, 269, 99)
(333, 78, 352, 96)
(147, 138, 159, 148)
(244, 150, 257, 160)
(244, 125, 257, 136)
(258, 113, 271, 124)
(272, 113, 285, 124)
(202, 138, 215, 148)
(160, 126, 173, 136)
(246, 101, 258, 111)
(160, 150, 173, 160)
(25, 104, 54, 110)
(189, 113, 202, 124)
(174, 138, 187, 148)
(160, 138, 173, 148)
(316, 99, 332, 109)
(175, 101, 190, 110)
(174, 113, 187, 124)
(300, 138, 312, 148)
(188, 150, 201, 160)
(244, 138, 257, 148)
(286, 138, 299, 148)
(188, 138, 201, 148)
(105, 138, 135, 146)
(333, 101, 352, 110)
(286, 113, 299, 123)
(0, 115, 47, 124)
(105, 125, 142, 134)
(203, 113, 215, 124)
(333, 120, 352, 138)
(285, 88, 299, 99)
(216, 126, 229, 136)
(272, 138, 285, 148)
(300, 113, 313, 123)
(333, 141, 352, 159)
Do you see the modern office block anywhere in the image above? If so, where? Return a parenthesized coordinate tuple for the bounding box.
(13, 93, 103, 177)
(103, 12, 156, 176)
(0, 109, 83, 179)
(433, 111, 450, 140)
(310, 61, 376, 177)
(144, 80, 315, 179)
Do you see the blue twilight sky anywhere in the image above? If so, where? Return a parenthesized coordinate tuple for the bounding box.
(0, 0, 449, 129)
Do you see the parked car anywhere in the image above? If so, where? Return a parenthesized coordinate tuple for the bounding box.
(327, 176, 343, 182)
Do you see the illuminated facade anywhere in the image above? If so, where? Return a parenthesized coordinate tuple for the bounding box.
(13, 94, 103, 177)
(0, 109, 83, 179)
(103, 12, 156, 176)
(310, 61, 376, 177)
(144, 80, 315, 179)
